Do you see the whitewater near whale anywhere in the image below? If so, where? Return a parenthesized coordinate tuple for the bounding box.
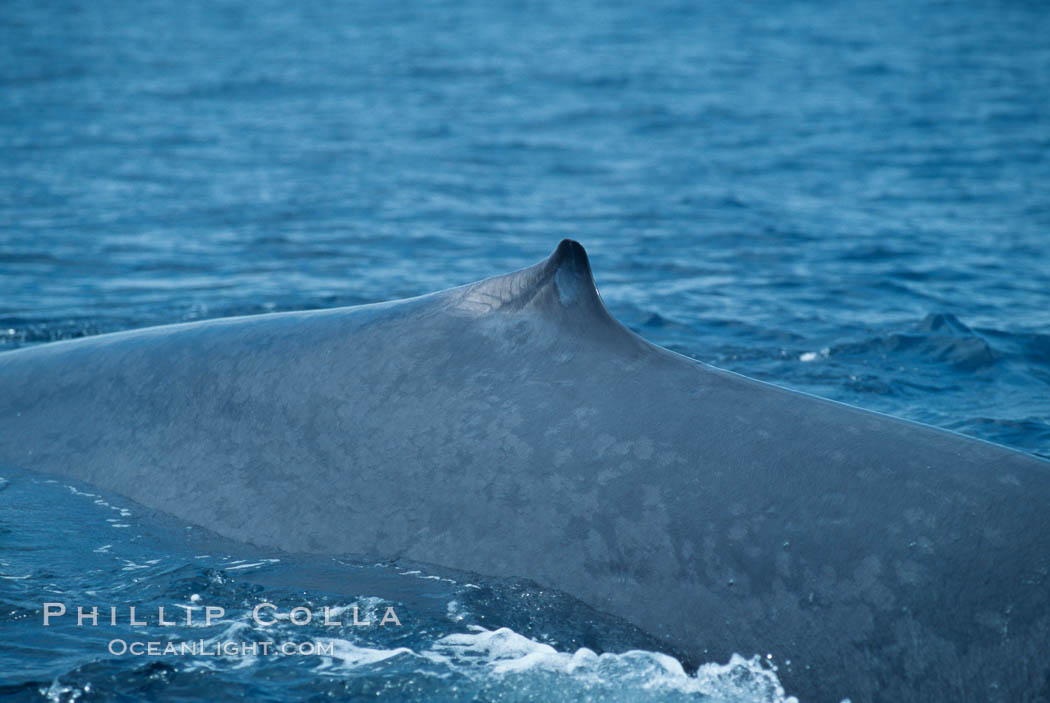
(1, 240, 1048, 702)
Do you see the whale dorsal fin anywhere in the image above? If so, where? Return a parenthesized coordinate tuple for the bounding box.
(456, 239, 608, 319)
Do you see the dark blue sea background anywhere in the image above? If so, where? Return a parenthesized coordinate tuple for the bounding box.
(1, 0, 1048, 701)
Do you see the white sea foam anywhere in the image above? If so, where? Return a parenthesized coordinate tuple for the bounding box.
(799, 347, 830, 362)
(431, 626, 798, 701)
(307, 623, 799, 702)
(224, 560, 277, 571)
(180, 596, 799, 702)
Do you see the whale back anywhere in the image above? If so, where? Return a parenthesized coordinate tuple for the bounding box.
(2, 241, 1049, 702)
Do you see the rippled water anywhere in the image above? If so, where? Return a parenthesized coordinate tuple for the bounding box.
(2, 0, 1049, 700)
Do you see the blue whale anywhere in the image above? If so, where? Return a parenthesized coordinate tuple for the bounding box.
(2, 240, 1048, 702)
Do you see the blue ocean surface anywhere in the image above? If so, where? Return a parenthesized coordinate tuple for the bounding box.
(1, 0, 1049, 700)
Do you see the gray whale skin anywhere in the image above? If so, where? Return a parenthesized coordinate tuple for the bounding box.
(2, 240, 1049, 703)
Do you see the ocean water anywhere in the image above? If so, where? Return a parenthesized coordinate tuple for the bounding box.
(1, 0, 1049, 700)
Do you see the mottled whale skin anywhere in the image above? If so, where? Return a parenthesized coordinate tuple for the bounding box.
(2, 240, 1048, 702)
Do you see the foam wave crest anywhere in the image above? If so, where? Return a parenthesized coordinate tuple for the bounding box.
(314, 625, 800, 703)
